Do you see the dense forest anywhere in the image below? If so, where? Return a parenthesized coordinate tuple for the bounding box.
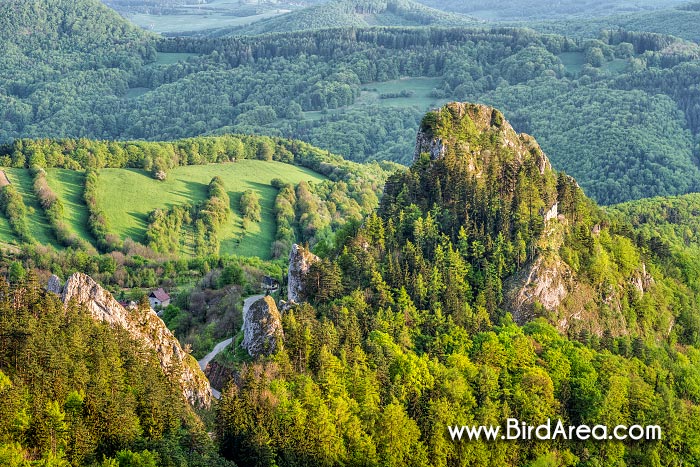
(2, 0, 700, 204)
(212, 103, 700, 467)
(416, 0, 684, 20)
(526, 3, 700, 43)
(0, 272, 232, 465)
(217, 0, 476, 36)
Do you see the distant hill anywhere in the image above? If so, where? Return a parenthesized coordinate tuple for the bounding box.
(523, 3, 700, 42)
(221, 0, 477, 36)
(417, 0, 685, 21)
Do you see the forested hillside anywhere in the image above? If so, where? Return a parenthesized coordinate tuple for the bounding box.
(4, 0, 700, 205)
(214, 103, 700, 467)
(526, 3, 700, 42)
(417, 0, 684, 20)
(220, 0, 475, 36)
(0, 273, 231, 465)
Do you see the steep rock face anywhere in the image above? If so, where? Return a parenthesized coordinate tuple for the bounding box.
(288, 243, 319, 303)
(47, 274, 63, 295)
(242, 296, 283, 358)
(57, 273, 212, 408)
(204, 361, 237, 392)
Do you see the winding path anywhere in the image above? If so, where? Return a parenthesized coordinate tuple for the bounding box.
(198, 294, 265, 400)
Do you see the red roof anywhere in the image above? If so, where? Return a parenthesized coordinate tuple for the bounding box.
(149, 288, 170, 301)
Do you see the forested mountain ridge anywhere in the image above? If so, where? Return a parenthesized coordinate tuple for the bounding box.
(214, 103, 700, 466)
(217, 0, 477, 36)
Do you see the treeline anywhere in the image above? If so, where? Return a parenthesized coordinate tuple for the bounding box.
(0, 134, 389, 184)
(194, 176, 232, 256)
(271, 180, 297, 259)
(145, 177, 232, 257)
(0, 184, 32, 244)
(83, 169, 118, 252)
(239, 189, 261, 229)
(146, 205, 191, 255)
(31, 168, 88, 249)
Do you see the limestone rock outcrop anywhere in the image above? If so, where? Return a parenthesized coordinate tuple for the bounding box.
(242, 295, 283, 358)
(504, 254, 573, 325)
(288, 243, 319, 303)
(54, 273, 212, 408)
(47, 274, 63, 295)
(413, 102, 552, 178)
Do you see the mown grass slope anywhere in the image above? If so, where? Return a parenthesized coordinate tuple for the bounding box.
(45, 169, 94, 245)
(97, 161, 326, 258)
(0, 161, 326, 258)
(5, 169, 58, 247)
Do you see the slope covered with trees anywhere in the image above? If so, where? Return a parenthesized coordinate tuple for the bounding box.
(417, 0, 684, 21)
(214, 103, 700, 467)
(0, 272, 230, 466)
(220, 0, 475, 36)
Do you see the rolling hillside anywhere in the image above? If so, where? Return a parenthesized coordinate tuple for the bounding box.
(98, 161, 325, 257)
(0, 134, 393, 259)
(0, 162, 323, 257)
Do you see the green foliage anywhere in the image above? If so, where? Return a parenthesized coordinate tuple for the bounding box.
(216, 105, 700, 466)
(1, 4, 698, 204)
(0, 276, 226, 466)
(239, 190, 261, 224)
(0, 185, 32, 244)
(225, 0, 476, 35)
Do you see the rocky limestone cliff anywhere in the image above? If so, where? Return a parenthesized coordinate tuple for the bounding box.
(51, 273, 212, 408)
(288, 243, 319, 303)
(242, 295, 283, 358)
(414, 103, 552, 177)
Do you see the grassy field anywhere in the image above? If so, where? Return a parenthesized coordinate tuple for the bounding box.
(358, 77, 446, 109)
(97, 161, 325, 258)
(153, 52, 200, 66)
(45, 169, 94, 245)
(302, 77, 447, 121)
(558, 52, 586, 75)
(0, 161, 325, 258)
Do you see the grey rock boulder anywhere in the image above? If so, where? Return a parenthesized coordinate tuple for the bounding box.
(242, 295, 283, 358)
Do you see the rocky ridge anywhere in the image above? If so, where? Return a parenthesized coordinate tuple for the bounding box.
(412, 102, 658, 336)
(48, 273, 212, 408)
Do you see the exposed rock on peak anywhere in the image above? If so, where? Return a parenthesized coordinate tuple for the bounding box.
(59, 273, 212, 408)
(414, 102, 552, 177)
(242, 296, 283, 358)
(288, 244, 319, 303)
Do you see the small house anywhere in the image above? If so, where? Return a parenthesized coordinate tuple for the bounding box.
(149, 288, 170, 308)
